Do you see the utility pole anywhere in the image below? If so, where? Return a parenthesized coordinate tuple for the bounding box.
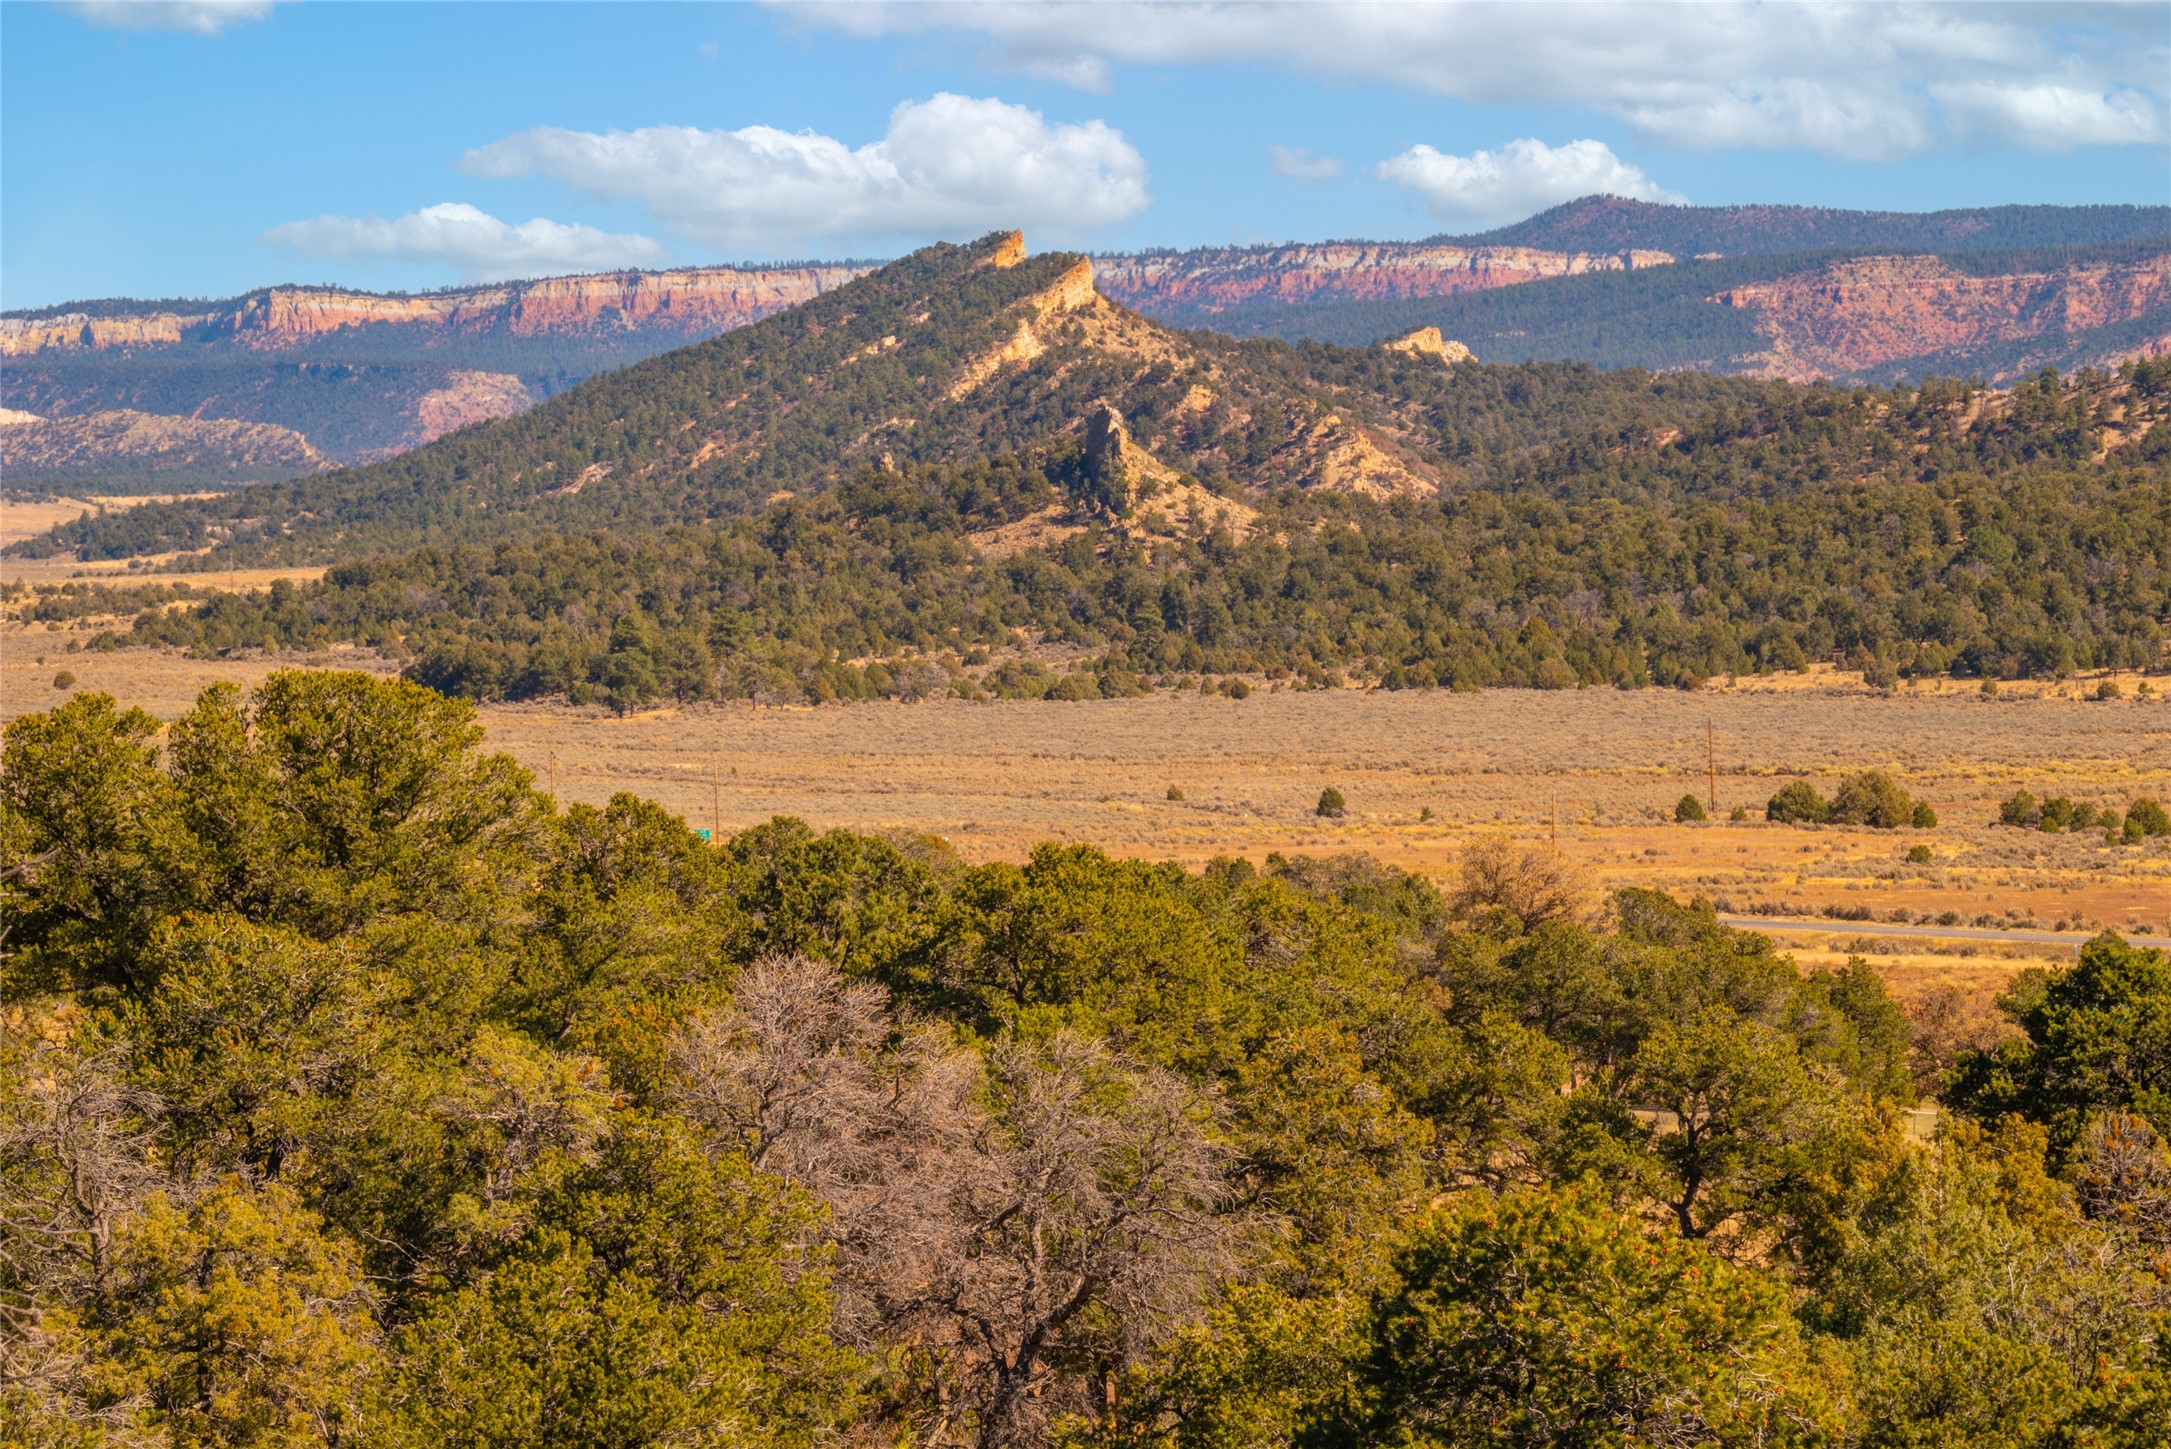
(712, 761, 722, 846)
(1706, 719, 1718, 812)
(547, 751, 558, 805)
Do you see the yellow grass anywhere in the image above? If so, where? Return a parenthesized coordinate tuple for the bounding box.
(7, 639, 2169, 950)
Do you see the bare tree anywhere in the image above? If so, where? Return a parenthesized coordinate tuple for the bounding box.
(2074, 1110, 2171, 1248)
(0, 1020, 166, 1435)
(944, 1032, 1229, 1449)
(669, 957, 1230, 1449)
(1448, 835, 1587, 934)
(1904, 984, 2010, 1097)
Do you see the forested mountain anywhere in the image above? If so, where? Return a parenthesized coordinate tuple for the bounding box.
(44, 354, 2171, 708)
(21, 232, 1456, 564)
(1458, 195, 2171, 257)
(6, 671, 2170, 1445)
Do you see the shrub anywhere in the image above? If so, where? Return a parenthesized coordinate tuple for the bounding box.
(1316, 787, 1346, 818)
(1911, 802, 1938, 829)
(1766, 781, 1830, 825)
(1831, 770, 1916, 829)
(1980, 679, 2000, 698)
(1907, 844, 1934, 864)
(2127, 798, 2171, 837)
(1729, 805, 1748, 822)
(51, 670, 76, 691)
(1166, 785, 1184, 801)
(1227, 680, 1252, 700)
(1999, 790, 2040, 827)
(2038, 797, 2077, 833)
(1674, 794, 1707, 823)
(2096, 679, 2124, 700)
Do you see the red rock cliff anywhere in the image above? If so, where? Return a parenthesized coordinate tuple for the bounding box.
(0, 264, 874, 356)
(1714, 253, 2171, 380)
(1094, 243, 1677, 312)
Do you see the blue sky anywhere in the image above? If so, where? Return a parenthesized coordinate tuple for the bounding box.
(5, 1, 2168, 309)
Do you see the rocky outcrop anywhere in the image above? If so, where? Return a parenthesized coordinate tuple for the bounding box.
(1283, 415, 1438, 500)
(1714, 252, 2171, 381)
(407, 372, 539, 452)
(1095, 242, 1675, 314)
(1078, 400, 1257, 541)
(1383, 327, 1475, 365)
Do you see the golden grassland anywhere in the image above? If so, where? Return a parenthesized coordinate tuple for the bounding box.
(9, 636, 2166, 968)
(3, 483, 2164, 1011)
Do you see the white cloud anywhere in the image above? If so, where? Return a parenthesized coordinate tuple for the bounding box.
(65, 1, 275, 35)
(262, 203, 667, 283)
(1268, 146, 1345, 183)
(1932, 80, 2166, 149)
(461, 93, 1149, 251)
(1378, 138, 1686, 227)
(785, 2, 2169, 161)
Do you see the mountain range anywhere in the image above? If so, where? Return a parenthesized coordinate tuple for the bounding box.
(16, 226, 2169, 714)
(5, 198, 2165, 493)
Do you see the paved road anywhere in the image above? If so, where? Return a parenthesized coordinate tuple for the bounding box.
(1717, 915, 2171, 953)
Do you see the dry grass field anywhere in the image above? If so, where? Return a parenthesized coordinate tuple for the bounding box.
(0, 493, 323, 591)
(9, 638, 2160, 996)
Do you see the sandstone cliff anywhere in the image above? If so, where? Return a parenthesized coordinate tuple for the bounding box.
(1094, 241, 1675, 314)
(1714, 252, 2171, 381)
(0, 263, 872, 357)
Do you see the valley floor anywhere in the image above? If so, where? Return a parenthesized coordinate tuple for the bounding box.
(9, 637, 2167, 1023)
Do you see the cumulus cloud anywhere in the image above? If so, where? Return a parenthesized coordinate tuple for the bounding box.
(786, 2, 2168, 161)
(262, 203, 667, 283)
(1378, 138, 1685, 227)
(1268, 146, 1345, 183)
(461, 93, 1149, 251)
(65, 1, 276, 34)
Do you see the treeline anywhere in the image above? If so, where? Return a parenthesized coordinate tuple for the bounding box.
(5, 672, 2169, 1447)
(93, 426, 2171, 707)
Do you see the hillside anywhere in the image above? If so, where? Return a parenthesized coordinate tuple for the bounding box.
(48, 342, 2171, 708)
(0, 406, 329, 492)
(23, 231, 1471, 564)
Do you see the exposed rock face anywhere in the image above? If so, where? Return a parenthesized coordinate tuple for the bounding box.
(949, 320, 1051, 400)
(1095, 242, 1674, 314)
(1283, 415, 1437, 499)
(0, 264, 873, 357)
(1078, 400, 1258, 541)
(404, 372, 540, 455)
(1714, 252, 2171, 380)
(1383, 327, 1475, 365)
(1029, 258, 1102, 318)
(1, 408, 328, 485)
